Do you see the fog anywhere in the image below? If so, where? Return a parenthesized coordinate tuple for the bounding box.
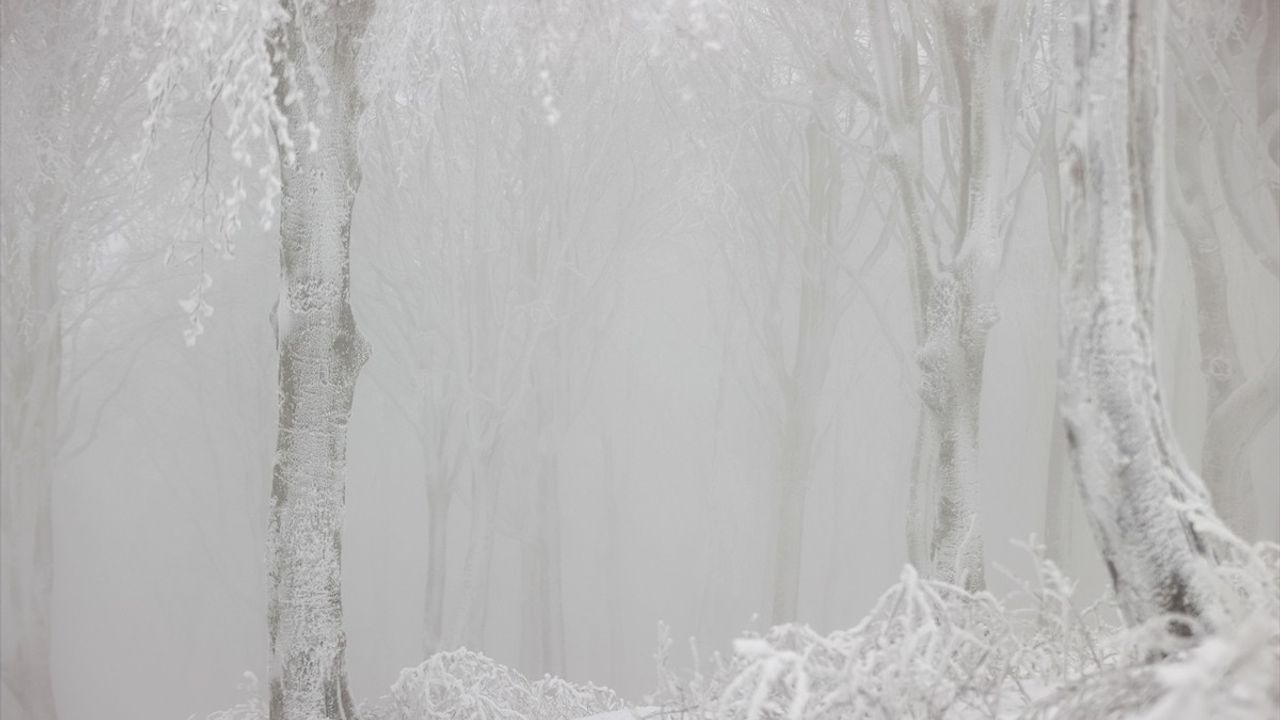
(3, 1, 1278, 719)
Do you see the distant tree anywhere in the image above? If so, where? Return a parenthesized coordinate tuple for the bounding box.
(1167, 0, 1280, 539)
(1, 2, 177, 716)
(677, 0, 900, 623)
(362, 1, 667, 673)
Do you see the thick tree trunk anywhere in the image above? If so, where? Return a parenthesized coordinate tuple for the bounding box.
(1061, 0, 1225, 630)
(422, 485, 451, 657)
(267, 2, 372, 719)
(1, 195, 64, 720)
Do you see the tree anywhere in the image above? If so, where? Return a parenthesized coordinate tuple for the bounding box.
(860, 0, 1032, 590)
(679, 1, 886, 623)
(1060, 0, 1227, 630)
(263, 1, 375, 717)
(1166, 0, 1280, 539)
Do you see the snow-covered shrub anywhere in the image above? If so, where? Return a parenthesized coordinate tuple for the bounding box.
(995, 540, 1121, 685)
(653, 533, 1280, 720)
(653, 566, 1030, 720)
(382, 648, 625, 720)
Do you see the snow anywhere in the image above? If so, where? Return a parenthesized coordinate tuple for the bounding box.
(573, 709, 661, 720)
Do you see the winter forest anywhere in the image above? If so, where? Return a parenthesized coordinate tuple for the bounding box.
(1, 0, 1278, 718)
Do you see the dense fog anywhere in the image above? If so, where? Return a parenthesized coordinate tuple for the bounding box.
(2, 1, 1278, 719)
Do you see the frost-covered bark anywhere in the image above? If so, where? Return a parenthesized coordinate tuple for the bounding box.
(266, 1, 373, 718)
(866, 0, 1019, 591)
(1060, 0, 1226, 630)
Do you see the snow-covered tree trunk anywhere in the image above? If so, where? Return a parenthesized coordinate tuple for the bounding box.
(919, 269, 994, 592)
(1060, 0, 1226, 630)
(0, 200, 62, 720)
(266, 2, 373, 718)
(868, 0, 1007, 592)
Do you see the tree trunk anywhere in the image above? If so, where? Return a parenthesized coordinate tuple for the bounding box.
(905, 409, 934, 572)
(1, 192, 64, 720)
(537, 457, 566, 676)
(422, 485, 451, 658)
(920, 271, 992, 592)
(1168, 97, 1259, 538)
(519, 455, 566, 676)
(455, 461, 500, 650)
(1201, 356, 1280, 532)
(267, 2, 372, 718)
(1061, 0, 1225, 630)
(769, 480, 808, 624)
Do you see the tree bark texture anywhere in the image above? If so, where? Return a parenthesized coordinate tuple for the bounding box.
(267, 2, 373, 718)
(1061, 0, 1226, 631)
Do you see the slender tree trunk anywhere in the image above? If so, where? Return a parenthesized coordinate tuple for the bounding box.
(456, 461, 500, 650)
(519, 455, 566, 676)
(538, 457, 565, 676)
(1, 193, 64, 720)
(267, 3, 372, 718)
(599, 433, 623, 684)
(1061, 0, 1226, 630)
(520, 532, 541, 672)
(770, 480, 808, 624)
(422, 485, 451, 657)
